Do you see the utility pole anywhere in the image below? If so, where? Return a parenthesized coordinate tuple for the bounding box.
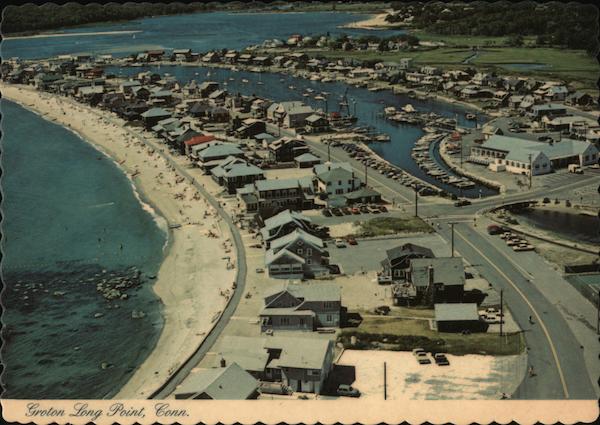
(327, 139, 331, 162)
(597, 291, 599, 335)
(450, 222, 455, 257)
(384, 361, 387, 400)
(500, 289, 504, 337)
(364, 162, 368, 186)
(414, 186, 419, 217)
(528, 153, 532, 189)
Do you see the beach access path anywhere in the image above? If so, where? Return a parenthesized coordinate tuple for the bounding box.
(1, 83, 236, 399)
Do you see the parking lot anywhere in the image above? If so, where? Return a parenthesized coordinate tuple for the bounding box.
(336, 349, 527, 400)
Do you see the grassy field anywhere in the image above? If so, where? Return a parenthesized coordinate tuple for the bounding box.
(412, 31, 537, 48)
(356, 216, 433, 237)
(306, 45, 598, 92)
(341, 316, 524, 356)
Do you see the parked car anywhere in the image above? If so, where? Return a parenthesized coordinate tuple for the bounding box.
(538, 135, 553, 142)
(337, 384, 360, 398)
(322, 208, 332, 217)
(341, 207, 352, 215)
(487, 224, 503, 235)
(351, 207, 361, 215)
(434, 353, 450, 366)
(378, 205, 388, 213)
(368, 205, 381, 214)
(359, 205, 370, 213)
(412, 348, 431, 364)
(332, 208, 344, 216)
(335, 239, 347, 248)
(374, 305, 390, 315)
(454, 199, 472, 207)
(255, 268, 264, 274)
(347, 236, 358, 245)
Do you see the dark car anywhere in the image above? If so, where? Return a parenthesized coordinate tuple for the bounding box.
(374, 305, 391, 315)
(341, 207, 352, 215)
(332, 208, 344, 216)
(434, 353, 450, 366)
(538, 135, 553, 142)
(347, 236, 358, 245)
(487, 224, 503, 235)
(322, 208, 332, 217)
(454, 199, 472, 207)
(378, 205, 388, 213)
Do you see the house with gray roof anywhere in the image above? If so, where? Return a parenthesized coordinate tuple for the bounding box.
(260, 282, 341, 331)
(434, 303, 485, 333)
(409, 257, 466, 304)
(196, 142, 245, 170)
(268, 137, 309, 162)
(265, 228, 328, 279)
(237, 177, 316, 215)
(174, 362, 259, 400)
(470, 135, 598, 175)
(260, 209, 313, 247)
(140, 107, 172, 129)
(313, 162, 362, 196)
(295, 152, 321, 168)
(379, 243, 434, 284)
(211, 156, 265, 194)
(216, 335, 335, 394)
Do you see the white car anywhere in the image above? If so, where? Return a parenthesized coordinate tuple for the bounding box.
(335, 239, 347, 248)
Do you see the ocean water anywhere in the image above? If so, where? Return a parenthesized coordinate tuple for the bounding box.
(1, 11, 403, 60)
(1, 99, 167, 398)
(108, 64, 495, 197)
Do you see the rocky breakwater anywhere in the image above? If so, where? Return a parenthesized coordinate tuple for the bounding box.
(94, 267, 151, 319)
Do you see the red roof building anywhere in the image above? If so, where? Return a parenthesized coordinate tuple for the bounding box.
(184, 135, 216, 155)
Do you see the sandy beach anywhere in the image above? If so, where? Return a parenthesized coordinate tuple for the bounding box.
(3, 30, 142, 40)
(340, 10, 397, 30)
(1, 83, 236, 399)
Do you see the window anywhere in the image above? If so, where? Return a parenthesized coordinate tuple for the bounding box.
(338, 180, 342, 185)
(280, 317, 290, 325)
(299, 318, 305, 325)
(306, 248, 312, 256)
(307, 259, 312, 265)
(326, 314, 333, 322)
(297, 248, 303, 255)
(348, 180, 352, 185)
(298, 240, 304, 246)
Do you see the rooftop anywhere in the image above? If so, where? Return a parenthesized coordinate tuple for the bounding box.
(434, 303, 479, 322)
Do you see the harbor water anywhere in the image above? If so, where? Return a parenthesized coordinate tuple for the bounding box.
(108, 64, 495, 197)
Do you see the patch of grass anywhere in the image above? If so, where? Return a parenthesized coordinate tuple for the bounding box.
(412, 31, 537, 48)
(356, 216, 433, 237)
(340, 317, 525, 356)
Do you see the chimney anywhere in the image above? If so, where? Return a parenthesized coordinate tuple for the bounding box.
(220, 357, 226, 368)
(428, 265, 434, 287)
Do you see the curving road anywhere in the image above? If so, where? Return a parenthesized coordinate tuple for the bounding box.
(297, 132, 599, 399)
(87, 108, 249, 400)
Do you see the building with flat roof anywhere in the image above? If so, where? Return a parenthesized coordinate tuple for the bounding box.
(434, 303, 485, 333)
(470, 135, 598, 175)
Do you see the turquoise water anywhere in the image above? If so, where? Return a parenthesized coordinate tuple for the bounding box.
(1, 99, 166, 398)
(1, 11, 403, 59)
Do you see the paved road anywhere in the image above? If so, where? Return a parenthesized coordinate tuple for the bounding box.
(294, 130, 599, 399)
(433, 220, 596, 399)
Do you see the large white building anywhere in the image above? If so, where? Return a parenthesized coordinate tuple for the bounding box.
(470, 135, 598, 176)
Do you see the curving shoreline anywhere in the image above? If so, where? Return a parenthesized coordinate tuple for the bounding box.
(0, 83, 236, 399)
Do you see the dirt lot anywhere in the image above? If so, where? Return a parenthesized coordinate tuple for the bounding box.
(336, 349, 527, 400)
